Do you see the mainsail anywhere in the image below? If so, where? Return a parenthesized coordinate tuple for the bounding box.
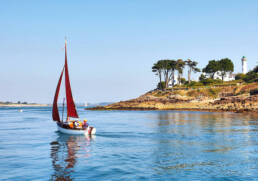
(64, 41, 79, 118)
(52, 41, 79, 122)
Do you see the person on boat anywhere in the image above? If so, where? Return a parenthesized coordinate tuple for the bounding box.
(83, 119, 88, 129)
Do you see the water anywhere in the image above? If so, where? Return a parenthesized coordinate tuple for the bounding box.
(0, 107, 257, 181)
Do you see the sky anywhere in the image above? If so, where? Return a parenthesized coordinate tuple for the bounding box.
(0, 0, 258, 104)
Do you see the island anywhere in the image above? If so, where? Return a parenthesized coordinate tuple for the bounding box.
(87, 57, 258, 113)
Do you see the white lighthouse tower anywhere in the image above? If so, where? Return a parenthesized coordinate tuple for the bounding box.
(241, 56, 247, 74)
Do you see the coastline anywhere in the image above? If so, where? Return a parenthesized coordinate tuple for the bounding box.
(0, 104, 49, 107)
(86, 83, 258, 113)
(86, 106, 258, 113)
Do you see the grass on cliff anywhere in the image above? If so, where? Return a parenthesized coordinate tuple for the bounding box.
(186, 88, 221, 98)
(151, 87, 222, 99)
(151, 82, 258, 99)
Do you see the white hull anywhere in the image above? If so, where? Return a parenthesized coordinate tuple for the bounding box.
(57, 124, 96, 135)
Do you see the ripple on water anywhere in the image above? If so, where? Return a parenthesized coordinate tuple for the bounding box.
(0, 108, 257, 180)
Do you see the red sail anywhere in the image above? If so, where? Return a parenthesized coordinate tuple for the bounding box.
(64, 42, 79, 118)
(52, 68, 64, 122)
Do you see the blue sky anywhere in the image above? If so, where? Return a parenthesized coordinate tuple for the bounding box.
(0, 0, 258, 103)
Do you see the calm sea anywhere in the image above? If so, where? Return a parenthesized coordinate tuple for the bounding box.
(0, 107, 257, 181)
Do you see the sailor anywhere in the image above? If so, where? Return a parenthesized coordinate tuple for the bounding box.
(83, 119, 89, 128)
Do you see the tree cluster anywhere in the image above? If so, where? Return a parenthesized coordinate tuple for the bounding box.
(202, 58, 234, 81)
(235, 65, 258, 83)
(152, 59, 200, 89)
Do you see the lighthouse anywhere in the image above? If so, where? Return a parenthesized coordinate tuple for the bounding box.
(241, 56, 247, 74)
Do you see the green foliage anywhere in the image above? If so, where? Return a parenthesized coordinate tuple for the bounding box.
(199, 74, 207, 81)
(233, 65, 258, 83)
(180, 78, 186, 84)
(250, 88, 258, 95)
(187, 81, 203, 87)
(185, 59, 200, 83)
(199, 77, 222, 85)
(207, 88, 221, 98)
(253, 66, 258, 73)
(202, 60, 220, 78)
(201, 78, 214, 85)
(218, 58, 234, 81)
(157, 81, 166, 90)
(186, 87, 221, 98)
(243, 71, 258, 83)
(235, 73, 245, 80)
(176, 59, 185, 73)
(202, 58, 234, 81)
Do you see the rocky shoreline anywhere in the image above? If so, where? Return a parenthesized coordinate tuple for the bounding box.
(86, 83, 258, 113)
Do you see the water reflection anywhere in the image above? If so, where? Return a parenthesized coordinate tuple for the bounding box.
(151, 111, 258, 174)
(50, 134, 94, 180)
(152, 111, 257, 135)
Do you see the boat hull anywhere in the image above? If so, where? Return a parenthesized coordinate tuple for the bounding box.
(57, 123, 96, 135)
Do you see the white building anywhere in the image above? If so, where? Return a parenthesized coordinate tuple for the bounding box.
(168, 74, 178, 87)
(212, 71, 235, 81)
(242, 56, 247, 74)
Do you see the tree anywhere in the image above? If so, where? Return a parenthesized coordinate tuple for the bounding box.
(185, 59, 200, 83)
(159, 60, 172, 88)
(152, 62, 162, 89)
(253, 65, 258, 73)
(168, 60, 177, 86)
(176, 59, 185, 85)
(152, 60, 172, 89)
(218, 58, 234, 82)
(202, 60, 220, 79)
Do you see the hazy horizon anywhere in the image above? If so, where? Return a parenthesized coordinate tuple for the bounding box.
(1, 1, 258, 103)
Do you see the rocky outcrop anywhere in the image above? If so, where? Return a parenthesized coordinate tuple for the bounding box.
(211, 95, 258, 112)
(86, 83, 258, 113)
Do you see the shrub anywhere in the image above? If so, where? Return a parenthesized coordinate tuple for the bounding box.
(243, 71, 258, 83)
(200, 78, 214, 85)
(199, 74, 207, 81)
(187, 81, 203, 87)
(180, 78, 186, 84)
(199, 78, 223, 85)
(250, 88, 258, 95)
(157, 81, 166, 90)
(208, 88, 221, 98)
(235, 73, 245, 80)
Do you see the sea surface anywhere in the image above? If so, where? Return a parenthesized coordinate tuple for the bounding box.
(0, 107, 257, 181)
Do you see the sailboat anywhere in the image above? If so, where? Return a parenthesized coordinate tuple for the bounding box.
(52, 40, 96, 135)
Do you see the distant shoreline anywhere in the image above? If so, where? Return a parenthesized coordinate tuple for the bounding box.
(0, 104, 49, 107)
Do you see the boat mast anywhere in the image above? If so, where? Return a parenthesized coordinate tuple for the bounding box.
(64, 38, 79, 119)
(62, 97, 65, 123)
